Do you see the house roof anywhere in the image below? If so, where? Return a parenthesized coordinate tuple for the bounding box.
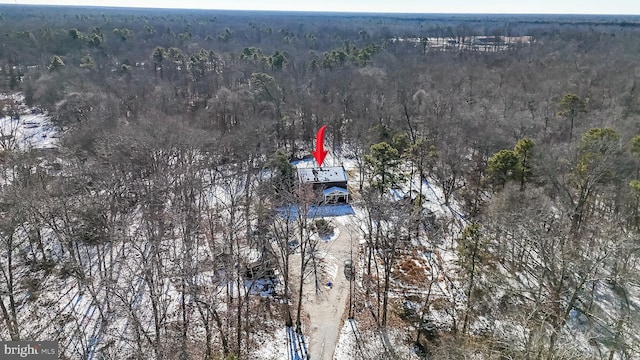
(297, 166, 347, 184)
(323, 186, 349, 196)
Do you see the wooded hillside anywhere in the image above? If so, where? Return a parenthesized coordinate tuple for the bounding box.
(1, 6, 640, 359)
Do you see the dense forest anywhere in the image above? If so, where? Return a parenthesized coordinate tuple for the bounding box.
(1, 5, 640, 360)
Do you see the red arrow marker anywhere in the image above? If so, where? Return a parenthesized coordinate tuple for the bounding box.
(312, 125, 328, 167)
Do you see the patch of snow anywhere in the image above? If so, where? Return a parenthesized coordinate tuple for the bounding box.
(250, 326, 289, 360)
(0, 93, 58, 151)
(334, 319, 420, 359)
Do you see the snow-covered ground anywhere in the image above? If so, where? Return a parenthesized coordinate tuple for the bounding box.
(334, 319, 420, 360)
(250, 326, 290, 360)
(298, 151, 468, 359)
(3, 113, 637, 360)
(0, 93, 58, 151)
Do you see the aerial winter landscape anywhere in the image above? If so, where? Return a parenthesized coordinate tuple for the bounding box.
(1, 1, 640, 359)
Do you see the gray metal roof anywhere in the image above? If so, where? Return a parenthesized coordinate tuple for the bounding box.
(297, 166, 347, 184)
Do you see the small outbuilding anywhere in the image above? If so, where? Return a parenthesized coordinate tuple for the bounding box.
(323, 186, 349, 204)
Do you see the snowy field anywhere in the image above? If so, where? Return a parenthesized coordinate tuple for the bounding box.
(0, 93, 58, 151)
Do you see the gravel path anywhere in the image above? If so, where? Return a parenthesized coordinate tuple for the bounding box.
(304, 220, 356, 360)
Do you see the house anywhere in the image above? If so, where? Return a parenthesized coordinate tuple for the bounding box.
(296, 166, 349, 204)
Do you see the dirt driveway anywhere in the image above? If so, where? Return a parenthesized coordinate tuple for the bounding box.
(302, 218, 358, 360)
